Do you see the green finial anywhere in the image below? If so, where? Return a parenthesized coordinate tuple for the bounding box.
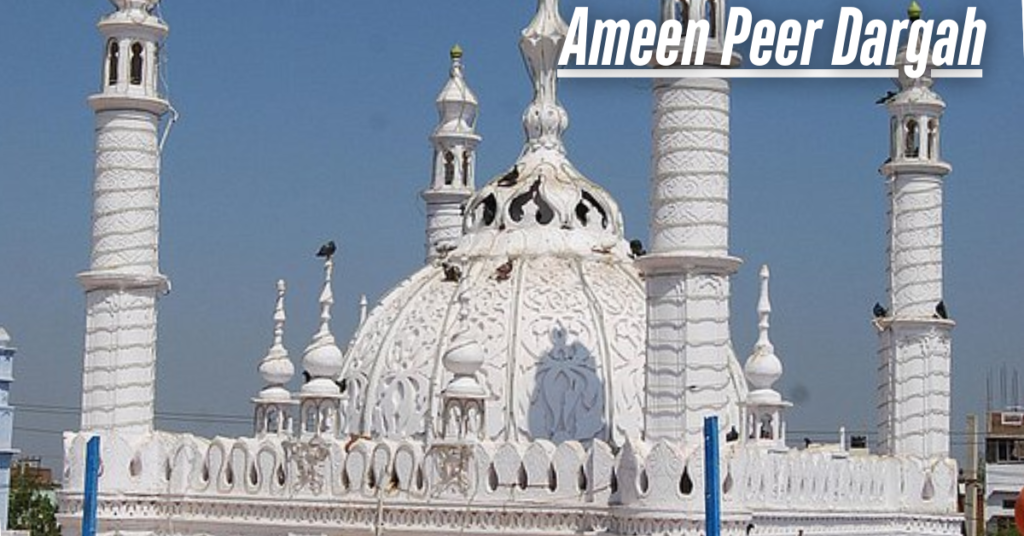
(907, 0, 922, 21)
(450, 44, 463, 60)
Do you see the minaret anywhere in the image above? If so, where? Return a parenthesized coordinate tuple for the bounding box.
(0, 328, 19, 529)
(875, 2, 954, 459)
(639, 0, 746, 444)
(743, 266, 790, 448)
(253, 280, 295, 437)
(422, 45, 480, 262)
(78, 0, 170, 436)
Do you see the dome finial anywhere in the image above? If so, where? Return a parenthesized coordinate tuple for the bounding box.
(520, 0, 570, 154)
(756, 264, 773, 352)
(450, 44, 463, 60)
(302, 244, 343, 396)
(257, 279, 294, 401)
(907, 0, 922, 21)
(745, 265, 783, 397)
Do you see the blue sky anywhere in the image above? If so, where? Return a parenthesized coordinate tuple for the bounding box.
(0, 1, 1020, 468)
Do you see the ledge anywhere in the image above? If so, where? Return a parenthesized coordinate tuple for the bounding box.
(636, 252, 742, 276)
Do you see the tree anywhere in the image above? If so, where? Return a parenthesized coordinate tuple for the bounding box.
(8, 465, 60, 536)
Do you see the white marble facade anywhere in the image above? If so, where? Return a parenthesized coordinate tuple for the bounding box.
(59, 1, 963, 535)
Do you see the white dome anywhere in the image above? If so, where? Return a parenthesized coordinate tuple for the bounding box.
(339, 0, 648, 445)
(340, 246, 645, 444)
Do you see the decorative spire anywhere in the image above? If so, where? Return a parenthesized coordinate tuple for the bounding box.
(520, 0, 570, 154)
(302, 247, 344, 396)
(744, 265, 783, 403)
(434, 45, 479, 137)
(907, 0, 922, 21)
(258, 280, 294, 401)
(756, 264, 773, 354)
(358, 294, 368, 328)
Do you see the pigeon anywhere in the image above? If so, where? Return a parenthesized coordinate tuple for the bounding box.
(935, 300, 948, 319)
(495, 259, 514, 281)
(629, 239, 646, 258)
(316, 240, 337, 258)
(726, 426, 740, 442)
(875, 90, 897, 105)
(442, 263, 462, 282)
(873, 302, 888, 318)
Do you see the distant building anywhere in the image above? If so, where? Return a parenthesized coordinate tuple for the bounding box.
(0, 328, 18, 530)
(984, 409, 1024, 533)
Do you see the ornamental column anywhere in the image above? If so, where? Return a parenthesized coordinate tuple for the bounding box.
(875, 3, 954, 459)
(640, 0, 746, 445)
(422, 46, 481, 262)
(78, 0, 170, 436)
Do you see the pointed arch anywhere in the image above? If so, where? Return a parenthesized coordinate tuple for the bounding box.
(927, 119, 939, 159)
(904, 118, 919, 159)
(130, 42, 144, 85)
(107, 40, 120, 86)
(706, 0, 718, 38)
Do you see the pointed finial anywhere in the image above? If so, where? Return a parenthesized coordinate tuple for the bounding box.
(272, 279, 287, 347)
(302, 248, 344, 396)
(756, 264, 773, 352)
(907, 0, 922, 21)
(358, 294, 368, 328)
(258, 279, 294, 401)
(450, 44, 464, 60)
(320, 259, 334, 334)
(745, 265, 783, 399)
(520, 0, 570, 154)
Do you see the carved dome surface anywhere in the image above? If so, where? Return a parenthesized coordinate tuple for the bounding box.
(340, 249, 645, 445)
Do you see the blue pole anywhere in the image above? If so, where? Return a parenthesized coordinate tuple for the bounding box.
(704, 415, 721, 536)
(82, 436, 100, 536)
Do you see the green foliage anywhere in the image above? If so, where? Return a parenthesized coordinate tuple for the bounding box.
(8, 468, 59, 536)
(993, 526, 1022, 536)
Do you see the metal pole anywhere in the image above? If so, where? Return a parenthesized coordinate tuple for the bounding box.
(82, 436, 100, 536)
(965, 414, 978, 536)
(704, 415, 721, 536)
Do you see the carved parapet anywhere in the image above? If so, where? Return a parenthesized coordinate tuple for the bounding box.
(58, 431, 960, 536)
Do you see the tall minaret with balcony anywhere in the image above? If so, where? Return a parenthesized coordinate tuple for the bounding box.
(875, 2, 954, 459)
(639, 0, 746, 445)
(79, 0, 170, 436)
(422, 46, 481, 262)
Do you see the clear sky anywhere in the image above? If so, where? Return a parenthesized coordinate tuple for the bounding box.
(0, 0, 1020, 469)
